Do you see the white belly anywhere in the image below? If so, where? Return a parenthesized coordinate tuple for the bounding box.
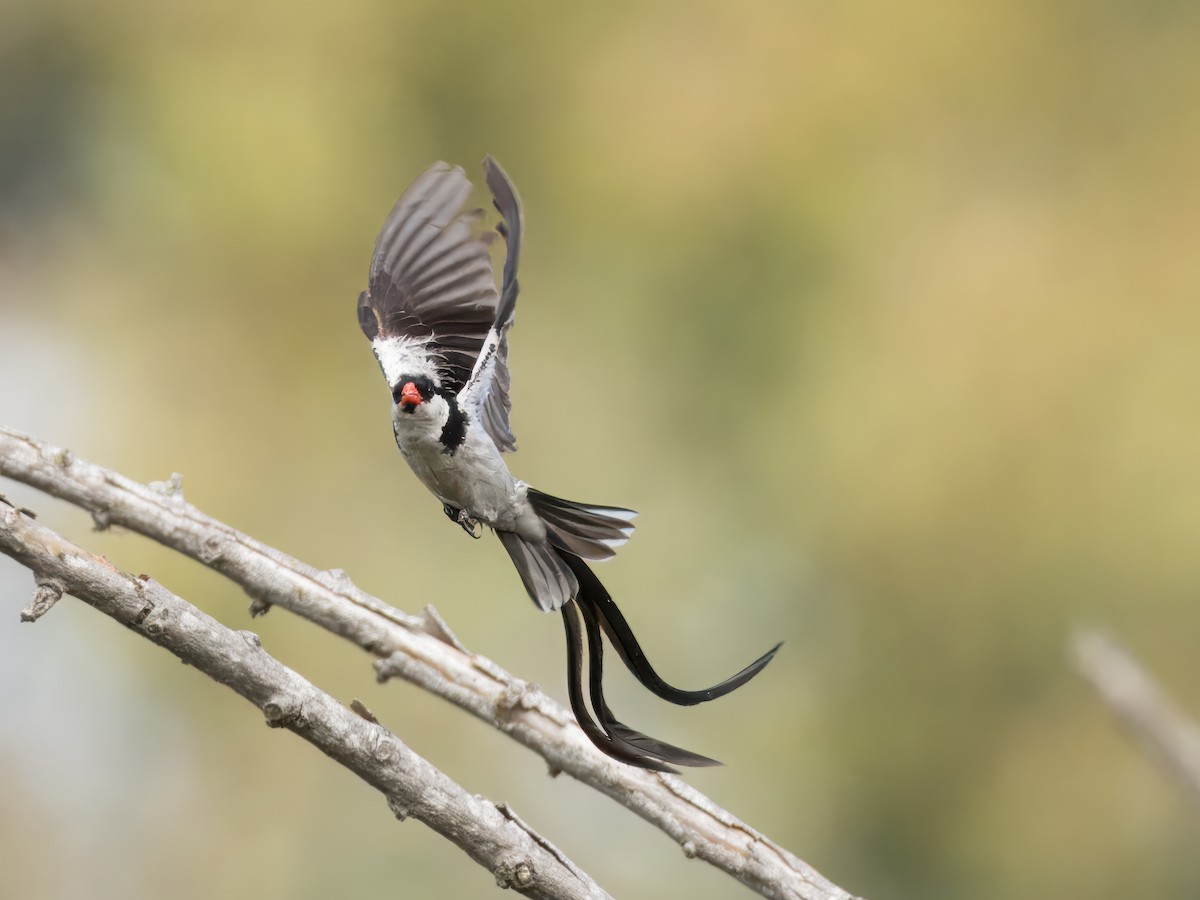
(392, 418, 529, 531)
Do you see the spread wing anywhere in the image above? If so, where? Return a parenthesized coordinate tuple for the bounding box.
(460, 156, 523, 452)
(357, 158, 522, 452)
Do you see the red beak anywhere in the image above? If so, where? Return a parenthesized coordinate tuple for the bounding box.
(398, 381, 423, 409)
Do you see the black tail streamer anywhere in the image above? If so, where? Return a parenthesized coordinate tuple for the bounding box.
(561, 599, 682, 772)
(561, 552, 781, 706)
(557, 550, 779, 770)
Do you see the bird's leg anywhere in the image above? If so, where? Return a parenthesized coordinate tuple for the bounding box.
(442, 504, 483, 540)
(457, 512, 482, 539)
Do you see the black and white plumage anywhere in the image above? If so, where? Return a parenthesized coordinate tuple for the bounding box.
(357, 157, 778, 771)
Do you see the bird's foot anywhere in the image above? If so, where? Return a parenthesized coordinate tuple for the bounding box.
(443, 504, 483, 539)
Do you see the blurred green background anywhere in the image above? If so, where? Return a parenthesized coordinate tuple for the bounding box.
(3, 1, 1200, 897)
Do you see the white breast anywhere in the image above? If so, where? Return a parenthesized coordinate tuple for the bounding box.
(392, 403, 528, 530)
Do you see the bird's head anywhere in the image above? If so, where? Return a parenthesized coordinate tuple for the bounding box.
(392, 374, 436, 412)
(391, 374, 451, 428)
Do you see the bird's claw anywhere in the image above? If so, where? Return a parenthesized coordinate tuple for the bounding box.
(443, 504, 483, 539)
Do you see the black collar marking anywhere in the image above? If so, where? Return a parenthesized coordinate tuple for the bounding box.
(439, 393, 468, 453)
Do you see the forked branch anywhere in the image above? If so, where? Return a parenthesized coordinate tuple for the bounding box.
(0, 426, 859, 900)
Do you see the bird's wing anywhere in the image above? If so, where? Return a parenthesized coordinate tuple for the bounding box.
(458, 156, 523, 453)
(357, 161, 501, 401)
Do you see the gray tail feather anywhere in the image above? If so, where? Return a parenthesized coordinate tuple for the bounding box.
(497, 488, 636, 612)
(496, 529, 578, 612)
(526, 488, 636, 562)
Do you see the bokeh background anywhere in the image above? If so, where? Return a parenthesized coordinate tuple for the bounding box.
(3, 1, 1200, 897)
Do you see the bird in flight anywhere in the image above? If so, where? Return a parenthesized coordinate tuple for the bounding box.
(357, 157, 778, 771)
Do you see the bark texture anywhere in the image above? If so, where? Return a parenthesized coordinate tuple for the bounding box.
(0, 426, 860, 900)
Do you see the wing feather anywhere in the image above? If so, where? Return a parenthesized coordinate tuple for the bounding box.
(359, 157, 525, 451)
(459, 156, 523, 452)
(360, 163, 498, 394)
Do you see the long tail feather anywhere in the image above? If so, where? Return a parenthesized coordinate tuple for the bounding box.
(511, 494, 780, 770)
(576, 598, 722, 768)
(561, 600, 681, 772)
(560, 551, 781, 707)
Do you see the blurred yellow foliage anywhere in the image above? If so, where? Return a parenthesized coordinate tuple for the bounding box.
(2, 0, 1200, 897)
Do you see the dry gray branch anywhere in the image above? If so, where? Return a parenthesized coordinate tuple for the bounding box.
(0, 501, 609, 900)
(0, 426, 859, 900)
(1072, 628, 1200, 803)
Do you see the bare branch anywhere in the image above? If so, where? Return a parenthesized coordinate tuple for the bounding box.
(0, 501, 610, 900)
(0, 426, 859, 900)
(1072, 628, 1200, 803)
